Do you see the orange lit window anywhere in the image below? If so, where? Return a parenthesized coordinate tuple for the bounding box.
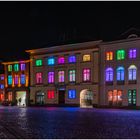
(106, 51, 113, 61)
(8, 92, 12, 101)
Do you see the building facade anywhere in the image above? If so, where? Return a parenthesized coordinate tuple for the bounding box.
(0, 74, 5, 103)
(100, 37, 140, 107)
(26, 41, 101, 107)
(2, 60, 30, 106)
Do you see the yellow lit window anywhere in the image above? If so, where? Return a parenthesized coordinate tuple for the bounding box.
(106, 51, 113, 61)
(8, 65, 12, 72)
(83, 54, 91, 62)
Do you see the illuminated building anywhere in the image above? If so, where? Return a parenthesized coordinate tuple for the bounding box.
(26, 40, 101, 107)
(2, 60, 30, 106)
(0, 74, 5, 103)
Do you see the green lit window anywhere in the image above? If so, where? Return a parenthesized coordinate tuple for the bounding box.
(36, 59, 42, 66)
(14, 64, 19, 71)
(128, 89, 136, 106)
(8, 65, 12, 72)
(117, 50, 125, 60)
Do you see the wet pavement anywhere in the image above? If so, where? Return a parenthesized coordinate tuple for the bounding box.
(0, 106, 140, 139)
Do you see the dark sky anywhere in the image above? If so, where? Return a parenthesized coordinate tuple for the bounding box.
(0, 2, 140, 61)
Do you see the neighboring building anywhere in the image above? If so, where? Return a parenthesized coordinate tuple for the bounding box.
(99, 36, 140, 107)
(26, 40, 101, 107)
(0, 74, 5, 103)
(2, 60, 30, 106)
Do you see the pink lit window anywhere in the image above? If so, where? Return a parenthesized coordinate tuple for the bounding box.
(83, 68, 90, 82)
(14, 75, 19, 85)
(20, 63, 26, 71)
(36, 72, 43, 84)
(47, 90, 55, 99)
(58, 71, 64, 83)
(58, 57, 65, 64)
(48, 72, 54, 83)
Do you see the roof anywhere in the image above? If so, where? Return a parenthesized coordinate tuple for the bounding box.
(2, 59, 31, 65)
(26, 40, 102, 55)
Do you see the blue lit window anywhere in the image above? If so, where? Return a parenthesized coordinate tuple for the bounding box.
(0, 84, 4, 89)
(8, 75, 12, 85)
(68, 55, 76, 63)
(48, 57, 55, 65)
(117, 67, 124, 81)
(68, 89, 76, 99)
(20, 74, 25, 84)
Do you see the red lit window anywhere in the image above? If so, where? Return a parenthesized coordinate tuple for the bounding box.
(106, 51, 113, 61)
(0, 93, 4, 102)
(47, 90, 55, 99)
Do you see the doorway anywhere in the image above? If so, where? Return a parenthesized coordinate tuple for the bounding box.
(58, 90, 65, 104)
(128, 89, 136, 106)
(36, 92, 45, 105)
(16, 91, 26, 106)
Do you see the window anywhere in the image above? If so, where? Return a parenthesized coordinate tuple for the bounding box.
(8, 92, 12, 101)
(69, 70, 76, 82)
(14, 64, 19, 71)
(20, 74, 25, 84)
(58, 71, 64, 83)
(83, 54, 91, 62)
(106, 68, 113, 82)
(68, 55, 76, 63)
(48, 72, 54, 83)
(47, 90, 55, 99)
(20, 63, 26, 71)
(8, 65, 12, 72)
(14, 75, 19, 85)
(129, 49, 137, 59)
(0, 76, 4, 80)
(83, 68, 90, 82)
(8, 75, 12, 85)
(128, 65, 137, 81)
(117, 50, 125, 60)
(36, 59, 42, 66)
(106, 51, 113, 60)
(48, 57, 55, 65)
(128, 89, 136, 106)
(0, 84, 4, 89)
(58, 57, 65, 64)
(36, 72, 43, 84)
(68, 89, 76, 99)
(116, 67, 124, 81)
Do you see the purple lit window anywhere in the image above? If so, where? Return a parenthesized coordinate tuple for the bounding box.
(48, 72, 54, 83)
(0, 76, 4, 80)
(58, 57, 65, 64)
(83, 68, 90, 82)
(68, 55, 76, 63)
(20, 63, 26, 71)
(58, 71, 64, 82)
(129, 49, 136, 59)
(14, 75, 18, 85)
(106, 68, 113, 81)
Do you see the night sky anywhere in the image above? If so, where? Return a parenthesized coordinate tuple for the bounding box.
(0, 2, 140, 62)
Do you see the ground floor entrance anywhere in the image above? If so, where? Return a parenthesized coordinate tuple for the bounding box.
(128, 89, 136, 106)
(36, 92, 45, 105)
(58, 90, 65, 104)
(16, 91, 27, 106)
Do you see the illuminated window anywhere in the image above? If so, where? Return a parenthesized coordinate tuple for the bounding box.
(69, 70, 76, 82)
(58, 57, 65, 64)
(48, 72, 54, 83)
(36, 72, 43, 84)
(14, 64, 19, 71)
(106, 68, 113, 82)
(68, 55, 76, 63)
(14, 75, 19, 85)
(20, 74, 25, 84)
(8, 92, 12, 101)
(8, 65, 12, 72)
(129, 49, 136, 59)
(128, 89, 136, 106)
(58, 71, 64, 83)
(117, 67, 124, 81)
(0, 84, 4, 89)
(0, 76, 4, 80)
(83, 54, 91, 62)
(36, 59, 42, 66)
(68, 89, 76, 99)
(8, 75, 12, 85)
(106, 51, 113, 60)
(47, 90, 55, 99)
(117, 50, 125, 60)
(128, 65, 137, 80)
(48, 57, 55, 65)
(20, 63, 26, 71)
(83, 68, 90, 82)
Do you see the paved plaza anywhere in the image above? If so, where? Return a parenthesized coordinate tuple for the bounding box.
(0, 106, 140, 139)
